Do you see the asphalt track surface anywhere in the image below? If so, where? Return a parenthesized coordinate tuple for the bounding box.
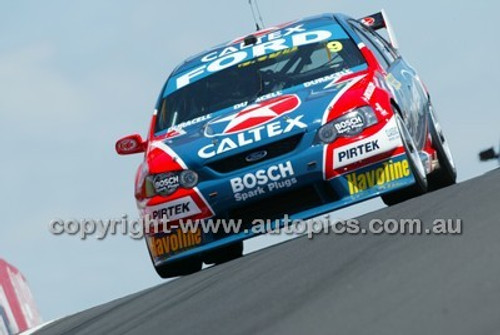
(37, 169, 500, 335)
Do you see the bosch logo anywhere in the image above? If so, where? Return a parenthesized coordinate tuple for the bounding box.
(152, 173, 180, 195)
(230, 161, 295, 193)
(230, 161, 298, 201)
(205, 95, 301, 137)
(334, 115, 365, 135)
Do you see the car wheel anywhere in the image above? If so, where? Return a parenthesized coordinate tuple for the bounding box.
(427, 104, 457, 190)
(145, 239, 202, 278)
(381, 112, 428, 206)
(154, 257, 203, 279)
(203, 241, 244, 265)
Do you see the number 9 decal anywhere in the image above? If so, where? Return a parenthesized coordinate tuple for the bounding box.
(327, 41, 343, 53)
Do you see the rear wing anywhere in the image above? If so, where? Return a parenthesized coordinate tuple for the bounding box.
(359, 9, 399, 49)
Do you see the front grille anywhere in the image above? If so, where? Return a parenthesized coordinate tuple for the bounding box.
(207, 134, 303, 173)
(229, 186, 322, 224)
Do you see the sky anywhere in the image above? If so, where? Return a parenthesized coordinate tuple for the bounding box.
(1, 0, 499, 322)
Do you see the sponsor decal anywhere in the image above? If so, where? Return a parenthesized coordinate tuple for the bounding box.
(177, 114, 212, 128)
(230, 161, 297, 202)
(174, 24, 347, 89)
(386, 73, 402, 90)
(361, 17, 376, 27)
(152, 173, 179, 196)
(347, 159, 411, 195)
(338, 140, 380, 164)
(238, 48, 298, 68)
(165, 128, 186, 140)
(256, 91, 284, 103)
(303, 69, 353, 88)
(233, 91, 283, 110)
(146, 196, 202, 221)
(199, 115, 306, 159)
(199, 95, 306, 159)
(384, 124, 400, 141)
(116, 137, 141, 152)
(164, 114, 212, 139)
(333, 117, 402, 169)
(363, 82, 376, 102)
(205, 95, 300, 137)
(334, 113, 365, 135)
(150, 228, 202, 258)
(374, 102, 390, 116)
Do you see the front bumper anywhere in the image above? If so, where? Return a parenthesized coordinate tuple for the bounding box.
(142, 116, 415, 265)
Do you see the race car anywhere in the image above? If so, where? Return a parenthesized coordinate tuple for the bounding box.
(116, 10, 456, 278)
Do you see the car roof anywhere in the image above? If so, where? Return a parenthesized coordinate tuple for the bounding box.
(172, 13, 351, 76)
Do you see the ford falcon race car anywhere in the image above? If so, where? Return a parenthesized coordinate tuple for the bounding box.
(116, 11, 456, 278)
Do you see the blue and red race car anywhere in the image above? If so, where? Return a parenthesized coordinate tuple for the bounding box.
(116, 11, 456, 278)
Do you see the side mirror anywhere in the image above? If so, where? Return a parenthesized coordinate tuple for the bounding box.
(479, 147, 498, 161)
(115, 134, 146, 155)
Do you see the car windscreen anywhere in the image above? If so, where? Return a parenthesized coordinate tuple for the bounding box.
(155, 36, 366, 133)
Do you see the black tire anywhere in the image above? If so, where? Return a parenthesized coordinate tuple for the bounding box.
(381, 112, 428, 206)
(203, 241, 244, 265)
(427, 104, 457, 190)
(154, 257, 203, 279)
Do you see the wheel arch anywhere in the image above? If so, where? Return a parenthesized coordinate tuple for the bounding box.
(390, 99, 402, 117)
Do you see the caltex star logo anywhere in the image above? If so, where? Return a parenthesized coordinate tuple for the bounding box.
(205, 95, 301, 137)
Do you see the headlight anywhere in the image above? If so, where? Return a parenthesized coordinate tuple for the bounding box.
(145, 170, 198, 198)
(179, 170, 199, 188)
(317, 106, 378, 144)
(318, 122, 337, 143)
